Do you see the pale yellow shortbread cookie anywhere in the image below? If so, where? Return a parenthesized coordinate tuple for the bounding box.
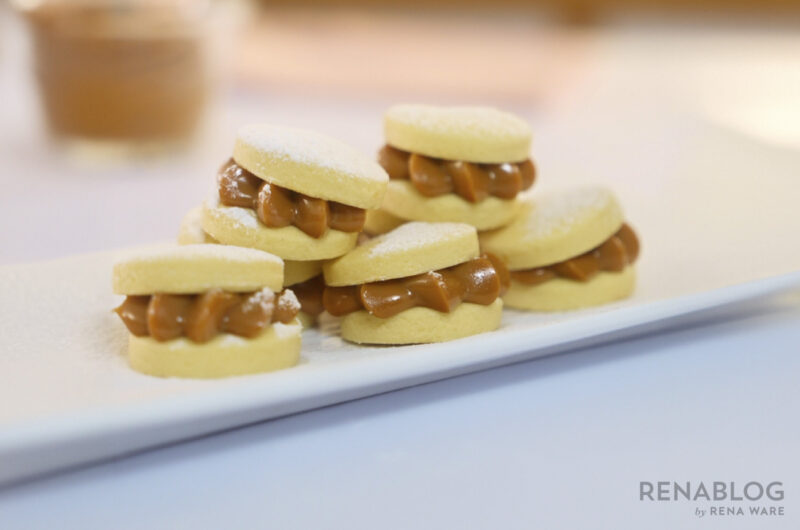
(233, 124, 388, 209)
(178, 206, 217, 245)
(202, 198, 358, 261)
(382, 180, 518, 231)
(384, 104, 532, 163)
(113, 244, 283, 295)
(128, 321, 302, 378)
(480, 187, 624, 270)
(323, 221, 478, 286)
(363, 208, 405, 236)
(341, 299, 503, 344)
(284, 260, 323, 287)
(503, 268, 635, 311)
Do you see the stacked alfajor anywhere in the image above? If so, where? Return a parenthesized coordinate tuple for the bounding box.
(322, 222, 509, 344)
(375, 104, 536, 231)
(112, 244, 302, 378)
(480, 187, 640, 311)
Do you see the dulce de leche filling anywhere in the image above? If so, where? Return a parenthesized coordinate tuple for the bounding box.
(290, 275, 326, 318)
(218, 159, 366, 239)
(378, 145, 536, 203)
(114, 288, 299, 343)
(511, 223, 640, 286)
(323, 254, 510, 319)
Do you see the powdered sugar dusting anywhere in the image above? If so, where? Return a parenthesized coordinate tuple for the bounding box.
(387, 104, 530, 139)
(237, 124, 387, 182)
(243, 287, 276, 314)
(525, 187, 615, 239)
(223, 205, 261, 230)
(272, 321, 302, 338)
(367, 222, 474, 257)
(277, 289, 301, 313)
(206, 196, 260, 229)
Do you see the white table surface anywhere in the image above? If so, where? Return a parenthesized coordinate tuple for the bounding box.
(0, 292, 797, 530)
(1, 8, 799, 529)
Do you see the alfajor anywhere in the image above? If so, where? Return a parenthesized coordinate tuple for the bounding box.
(480, 187, 640, 311)
(377, 104, 535, 230)
(202, 124, 389, 260)
(112, 244, 302, 378)
(322, 222, 509, 344)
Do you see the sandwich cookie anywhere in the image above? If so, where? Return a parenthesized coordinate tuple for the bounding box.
(203, 124, 389, 260)
(322, 222, 509, 344)
(378, 104, 535, 230)
(112, 244, 302, 378)
(480, 187, 640, 311)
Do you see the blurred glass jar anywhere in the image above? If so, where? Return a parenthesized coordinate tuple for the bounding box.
(17, 0, 210, 148)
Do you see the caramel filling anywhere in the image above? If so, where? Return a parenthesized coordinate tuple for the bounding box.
(217, 159, 366, 239)
(510, 224, 640, 286)
(378, 145, 536, 203)
(114, 288, 299, 343)
(290, 274, 326, 318)
(323, 254, 509, 319)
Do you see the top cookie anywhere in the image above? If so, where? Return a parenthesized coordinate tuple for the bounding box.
(479, 187, 624, 270)
(113, 244, 284, 295)
(384, 104, 532, 163)
(323, 222, 479, 286)
(233, 124, 388, 209)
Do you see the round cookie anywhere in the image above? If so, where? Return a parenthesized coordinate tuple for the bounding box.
(233, 124, 388, 209)
(382, 180, 518, 231)
(504, 268, 635, 311)
(128, 321, 302, 378)
(480, 187, 624, 270)
(384, 104, 532, 163)
(363, 208, 405, 236)
(283, 260, 323, 287)
(323, 221, 479, 286)
(202, 198, 358, 261)
(113, 244, 283, 295)
(341, 299, 503, 344)
(178, 206, 217, 245)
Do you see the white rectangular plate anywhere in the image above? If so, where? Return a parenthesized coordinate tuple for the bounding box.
(1, 248, 799, 485)
(3, 120, 800, 485)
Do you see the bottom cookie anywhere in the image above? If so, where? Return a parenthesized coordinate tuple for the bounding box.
(503, 267, 635, 311)
(340, 299, 503, 345)
(128, 320, 302, 378)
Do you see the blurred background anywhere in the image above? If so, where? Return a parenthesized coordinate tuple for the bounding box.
(1, 0, 799, 265)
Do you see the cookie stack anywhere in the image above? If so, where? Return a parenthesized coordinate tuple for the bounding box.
(370, 104, 640, 311)
(183, 125, 389, 327)
(184, 122, 512, 346)
(113, 107, 641, 379)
